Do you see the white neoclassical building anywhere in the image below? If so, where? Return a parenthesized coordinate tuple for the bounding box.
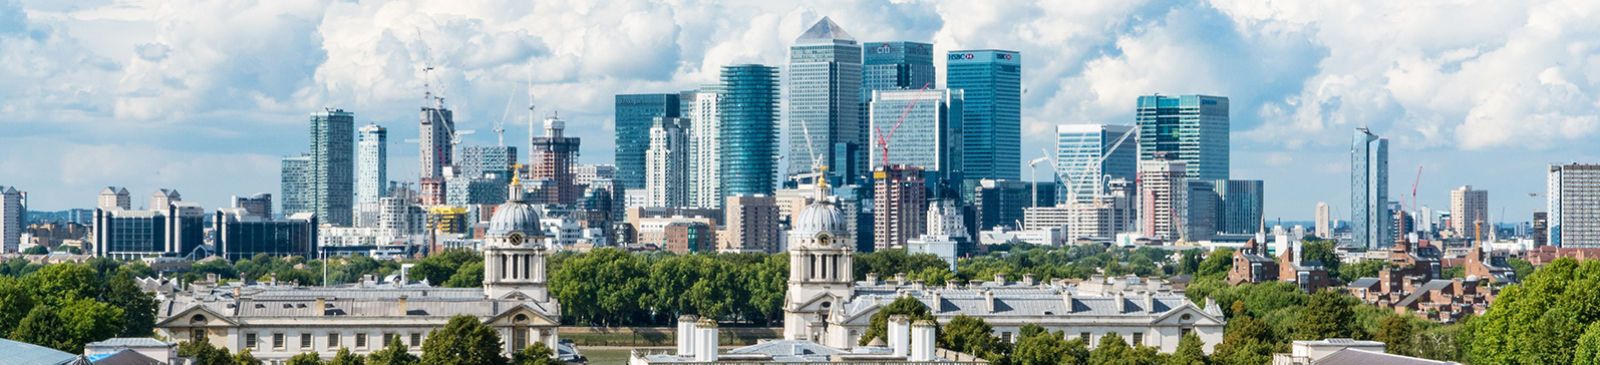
(784, 180, 1228, 354)
(156, 190, 563, 363)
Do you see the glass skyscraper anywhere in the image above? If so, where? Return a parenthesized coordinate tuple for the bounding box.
(862, 41, 935, 92)
(1352, 128, 1390, 249)
(615, 94, 681, 190)
(947, 49, 1022, 180)
(1135, 95, 1230, 182)
(1054, 124, 1137, 205)
(356, 125, 387, 205)
(310, 110, 354, 227)
(787, 17, 863, 181)
(868, 89, 962, 197)
(280, 154, 311, 217)
(1216, 179, 1264, 235)
(719, 64, 781, 197)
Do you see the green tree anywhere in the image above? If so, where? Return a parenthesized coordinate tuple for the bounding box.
(1018, 323, 1046, 339)
(287, 352, 325, 365)
(21, 246, 47, 255)
(511, 342, 564, 365)
(550, 248, 646, 326)
(234, 348, 263, 365)
(1374, 316, 1414, 356)
(1508, 257, 1535, 281)
(1197, 248, 1235, 280)
(176, 340, 234, 365)
(57, 298, 125, 352)
(1577, 322, 1600, 365)
(1169, 333, 1209, 365)
(939, 315, 1008, 362)
(1301, 240, 1341, 279)
(104, 271, 158, 337)
(857, 296, 935, 346)
(329, 348, 366, 365)
(1296, 291, 1357, 340)
(1012, 330, 1087, 365)
(420, 315, 508, 365)
(1179, 249, 1204, 275)
(10, 304, 74, 352)
(0, 276, 37, 338)
(745, 254, 789, 326)
(367, 337, 419, 365)
(1211, 303, 1279, 365)
(25, 264, 100, 306)
(409, 260, 454, 285)
(1088, 333, 1131, 364)
(444, 262, 485, 288)
(1472, 258, 1600, 363)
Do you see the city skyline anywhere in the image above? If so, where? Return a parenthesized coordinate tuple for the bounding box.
(2, 1, 1596, 224)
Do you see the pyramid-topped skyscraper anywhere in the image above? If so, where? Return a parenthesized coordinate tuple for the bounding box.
(787, 17, 863, 184)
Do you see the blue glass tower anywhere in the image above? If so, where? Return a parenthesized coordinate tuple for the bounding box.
(1353, 128, 1390, 249)
(788, 17, 863, 182)
(947, 49, 1021, 180)
(1054, 124, 1137, 205)
(615, 94, 681, 190)
(1135, 95, 1230, 182)
(863, 41, 935, 92)
(719, 64, 781, 197)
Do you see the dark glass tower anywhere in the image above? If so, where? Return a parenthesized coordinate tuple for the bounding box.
(310, 110, 354, 226)
(947, 50, 1021, 180)
(719, 64, 781, 197)
(614, 94, 681, 190)
(1135, 94, 1230, 182)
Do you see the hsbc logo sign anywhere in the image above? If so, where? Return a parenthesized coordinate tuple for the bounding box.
(947, 53, 976, 60)
(947, 52, 1017, 61)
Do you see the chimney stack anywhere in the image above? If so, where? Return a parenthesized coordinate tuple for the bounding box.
(207, 273, 218, 283)
(1115, 292, 1125, 313)
(930, 292, 941, 314)
(994, 273, 1006, 285)
(677, 314, 699, 357)
(866, 273, 879, 286)
(946, 280, 959, 290)
(398, 295, 408, 316)
(233, 287, 240, 298)
(968, 280, 984, 289)
(695, 318, 718, 362)
(895, 273, 908, 286)
(1144, 292, 1155, 313)
(889, 315, 911, 357)
(1061, 291, 1073, 314)
(911, 280, 925, 291)
(1023, 273, 1036, 286)
(910, 320, 937, 362)
(985, 290, 996, 313)
(316, 297, 326, 316)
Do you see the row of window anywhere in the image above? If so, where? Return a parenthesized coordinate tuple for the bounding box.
(223, 331, 423, 351)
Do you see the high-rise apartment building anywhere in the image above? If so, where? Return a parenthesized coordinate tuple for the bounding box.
(645, 117, 689, 208)
(1139, 157, 1188, 241)
(1547, 163, 1600, 248)
(788, 17, 864, 182)
(419, 106, 455, 180)
(233, 193, 273, 219)
(1315, 202, 1331, 239)
(615, 94, 681, 190)
(869, 89, 963, 198)
(719, 65, 781, 197)
(98, 187, 130, 210)
(1216, 180, 1264, 235)
(1419, 206, 1434, 232)
(1135, 95, 1229, 182)
(281, 154, 312, 216)
(1055, 124, 1138, 205)
(459, 146, 517, 180)
(309, 109, 355, 227)
(724, 194, 781, 253)
(1451, 185, 1489, 239)
(1533, 211, 1548, 247)
(874, 165, 926, 251)
(150, 189, 180, 211)
(947, 49, 1022, 180)
(1187, 181, 1217, 241)
(0, 186, 23, 253)
(530, 117, 580, 205)
(1352, 128, 1390, 249)
(357, 125, 387, 204)
(690, 85, 723, 209)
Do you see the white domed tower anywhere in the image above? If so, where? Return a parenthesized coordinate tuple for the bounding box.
(483, 181, 551, 301)
(783, 174, 855, 342)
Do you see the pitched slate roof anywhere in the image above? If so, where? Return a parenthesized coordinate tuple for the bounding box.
(1314, 348, 1459, 364)
(0, 338, 80, 365)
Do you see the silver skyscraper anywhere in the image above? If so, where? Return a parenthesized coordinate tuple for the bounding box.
(787, 17, 863, 181)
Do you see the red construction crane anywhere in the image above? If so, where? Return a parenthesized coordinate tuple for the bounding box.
(874, 83, 933, 167)
(1410, 166, 1423, 213)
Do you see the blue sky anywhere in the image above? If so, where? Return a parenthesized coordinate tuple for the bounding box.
(2, 0, 1598, 223)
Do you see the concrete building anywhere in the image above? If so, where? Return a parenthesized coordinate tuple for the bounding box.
(615, 94, 681, 191)
(635, 215, 718, 250)
(93, 201, 205, 259)
(1353, 128, 1390, 249)
(1054, 124, 1137, 205)
(869, 89, 963, 197)
(0, 186, 23, 253)
(645, 117, 689, 208)
(661, 222, 715, 254)
(1135, 95, 1229, 182)
(947, 49, 1021, 180)
(874, 165, 926, 250)
(446, 177, 508, 207)
(907, 201, 966, 271)
(1139, 157, 1188, 241)
(572, 165, 616, 187)
(233, 193, 273, 220)
(419, 106, 455, 181)
(788, 17, 864, 182)
(356, 125, 387, 205)
(281, 155, 312, 217)
(634, 314, 986, 364)
(529, 117, 580, 205)
(159, 193, 565, 362)
(1315, 202, 1331, 239)
(687, 86, 723, 209)
(785, 182, 1226, 352)
(724, 194, 782, 253)
(309, 109, 355, 227)
(1546, 163, 1600, 247)
(150, 189, 181, 211)
(99, 187, 131, 210)
(1450, 186, 1488, 239)
(213, 209, 317, 260)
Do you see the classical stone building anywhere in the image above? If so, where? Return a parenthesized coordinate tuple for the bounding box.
(155, 190, 564, 362)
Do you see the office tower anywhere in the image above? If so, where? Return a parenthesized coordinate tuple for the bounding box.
(93, 201, 203, 259)
(357, 125, 387, 204)
(720, 64, 781, 197)
(690, 85, 724, 209)
(615, 94, 682, 190)
(947, 49, 1022, 180)
(1451, 185, 1489, 239)
(1135, 95, 1230, 182)
(98, 187, 130, 209)
(724, 194, 781, 253)
(862, 41, 936, 92)
(1352, 128, 1390, 249)
(150, 189, 180, 210)
(869, 89, 964, 197)
(1139, 157, 1188, 241)
(973, 179, 1029, 231)
(1054, 124, 1137, 205)
(874, 165, 927, 251)
(1315, 202, 1331, 239)
(1548, 163, 1600, 247)
(573, 165, 617, 187)
(213, 210, 318, 260)
(446, 177, 508, 206)
(419, 106, 455, 180)
(459, 146, 517, 180)
(232, 193, 273, 219)
(1187, 181, 1217, 241)
(645, 117, 689, 208)
(281, 155, 312, 216)
(308, 109, 355, 227)
(788, 17, 864, 182)
(1533, 211, 1549, 247)
(1216, 180, 1264, 235)
(0, 187, 22, 253)
(529, 116, 581, 205)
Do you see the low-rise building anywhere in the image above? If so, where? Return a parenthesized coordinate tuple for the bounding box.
(213, 209, 318, 260)
(1226, 239, 1278, 285)
(1271, 338, 1458, 365)
(633, 314, 987, 364)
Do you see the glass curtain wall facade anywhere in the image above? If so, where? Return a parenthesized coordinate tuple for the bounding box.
(719, 65, 781, 197)
(868, 89, 963, 198)
(1054, 124, 1137, 205)
(615, 94, 682, 190)
(1216, 180, 1264, 234)
(862, 41, 935, 92)
(947, 50, 1022, 181)
(356, 125, 387, 205)
(1135, 95, 1229, 182)
(310, 110, 354, 227)
(280, 155, 312, 217)
(787, 17, 863, 182)
(1352, 128, 1390, 249)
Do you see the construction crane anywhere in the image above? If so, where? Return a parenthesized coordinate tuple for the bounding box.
(1410, 165, 1423, 213)
(872, 83, 933, 167)
(1028, 155, 1051, 208)
(493, 82, 521, 147)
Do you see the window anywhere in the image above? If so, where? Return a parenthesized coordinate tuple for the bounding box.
(192, 329, 206, 340)
(1001, 332, 1012, 343)
(1080, 332, 1091, 343)
(1132, 333, 1143, 346)
(273, 333, 285, 349)
(190, 315, 207, 324)
(514, 329, 528, 352)
(1181, 314, 1193, 321)
(301, 333, 312, 349)
(328, 333, 340, 348)
(410, 333, 422, 347)
(1181, 328, 1193, 337)
(383, 333, 394, 347)
(245, 333, 258, 349)
(355, 333, 367, 348)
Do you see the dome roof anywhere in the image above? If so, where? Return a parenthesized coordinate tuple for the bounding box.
(486, 201, 543, 238)
(793, 197, 847, 235)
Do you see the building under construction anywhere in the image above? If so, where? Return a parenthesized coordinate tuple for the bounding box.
(873, 165, 926, 251)
(529, 116, 581, 205)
